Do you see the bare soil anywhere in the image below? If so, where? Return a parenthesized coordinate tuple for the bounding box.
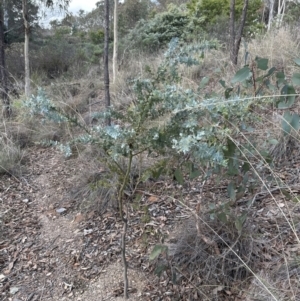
(0, 147, 152, 301)
(1, 143, 300, 301)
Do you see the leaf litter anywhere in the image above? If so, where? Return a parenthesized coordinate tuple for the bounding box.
(1, 146, 300, 300)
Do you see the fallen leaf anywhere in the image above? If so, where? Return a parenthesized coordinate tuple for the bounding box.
(72, 213, 85, 223)
(148, 196, 159, 203)
(4, 261, 15, 275)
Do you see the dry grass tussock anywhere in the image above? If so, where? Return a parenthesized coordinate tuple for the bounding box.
(169, 215, 259, 286)
(111, 52, 164, 108)
(247, 27, 300, 75)
(181, 27, 300, 97)
(165, 171, 300, 300)
(13, 67, 106, 146)
(69, 146, 119, 214)
(0, 121, 26, 175)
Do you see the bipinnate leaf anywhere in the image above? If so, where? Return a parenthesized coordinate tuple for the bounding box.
(150, 245, 168, 260)
(231, 67, 251, 84)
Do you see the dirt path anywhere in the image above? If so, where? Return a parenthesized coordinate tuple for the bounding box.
(0, 147, 148, 301)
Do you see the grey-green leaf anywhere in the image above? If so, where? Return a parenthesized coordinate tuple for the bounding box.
(217, 212, 227, 223)
(292, 73, 300, 86)
(227, 182, 236, 201)
(294, 58, 300, 66)
(174, 168, 184, 185)
(200, 77, 210, 89)
(154, 264, 167, 277)
(150, 245, 168, 260)
(231, 67, 251, 84)
(281, 111, 299, 135)
(235, 213, 247, 234)
(256, 57, 268, 70)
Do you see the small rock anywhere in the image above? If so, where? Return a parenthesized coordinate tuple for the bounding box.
(56, 208, 67, 214)
(10, 287, 19, 294)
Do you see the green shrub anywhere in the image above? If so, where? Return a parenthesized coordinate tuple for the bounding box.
(23, 38, 300, 299)
(89, 29, 105, 45)
(128, 5, 190, 51)
(187, 0, 264, 36)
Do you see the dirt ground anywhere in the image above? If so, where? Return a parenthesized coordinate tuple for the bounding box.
(0, 147, 154, 301)
(1, 143, 300, 301)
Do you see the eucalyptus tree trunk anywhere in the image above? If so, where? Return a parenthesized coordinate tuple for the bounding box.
(22, 0, 30, 98)
(104, 0, 111, 126)
(229, 0, 249, 65)
(112, 0, 118, 84)
(267, 0, 274, 31)
(276, 0, 286, 28)
(0, 2, 10, 117)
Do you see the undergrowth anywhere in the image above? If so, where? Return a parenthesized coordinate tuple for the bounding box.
(18, 28, 300, 300)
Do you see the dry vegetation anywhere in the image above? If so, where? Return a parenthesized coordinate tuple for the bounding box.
(1, 27, 300, 301)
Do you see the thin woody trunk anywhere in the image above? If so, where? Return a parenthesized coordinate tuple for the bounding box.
(0, 3, 10, 117)
(112, 0, 118, 84)
(22, 0, 30, 98)
(229, 0, 249, 65)
(229, 0, 236, 64)
(104, 0, 111, 126)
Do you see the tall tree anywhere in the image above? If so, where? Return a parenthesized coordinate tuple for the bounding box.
(104, 0, 111, 126)
(276, 0, 286, 27)
(113, 0, 118, 83)
(0, 2, 10, 117)
(21, 0, 70, 98)
(267, 0, 275, 30)
(22, 0, 31, 97)
(5, 0, 39, 44)
(229, 0, 249, 65)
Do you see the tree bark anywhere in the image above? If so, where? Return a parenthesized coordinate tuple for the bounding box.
(0, 2, 10, 117)
(276, 0, 286, 28)
(113, 0, 118, 84)
(229, 0, 236, 64)
(22, 0, 31, 98)
(267, 0, 274, 31)
(104, 0, 111, 126)
(229, 0, 249, 65)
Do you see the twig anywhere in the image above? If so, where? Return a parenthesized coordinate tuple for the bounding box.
(243, 185, 300, 207)
(192, 180, 220, 255)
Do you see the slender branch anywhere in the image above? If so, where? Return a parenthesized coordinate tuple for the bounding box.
(117, 151, 133, 299)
